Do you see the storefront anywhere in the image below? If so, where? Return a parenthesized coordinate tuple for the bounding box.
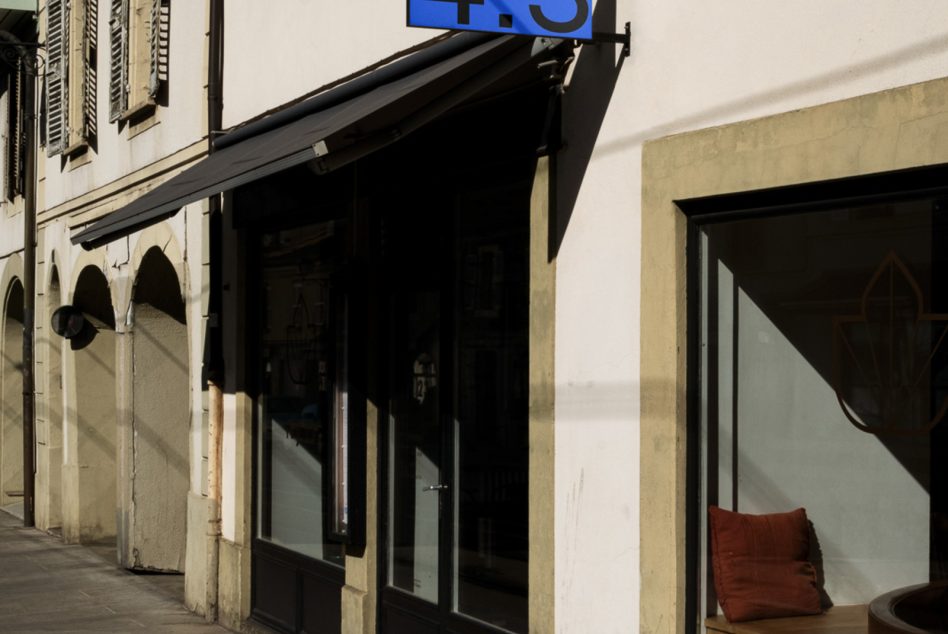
(236, 76, 546, 633)
(688, 172, 948, 627)
(73, 30, 567, 634)
(641, 76, 948, 632)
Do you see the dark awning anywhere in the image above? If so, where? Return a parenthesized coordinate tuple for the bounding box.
(73, 33, 561, 249)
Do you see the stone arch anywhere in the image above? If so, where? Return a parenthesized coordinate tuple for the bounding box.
(0, 254, 24, 305)
(127, 245, 189, 571)
(126, 223, 186, 308)
(1, 277, 24, 515)
(68, 252, 118, 327)
(43, 250, 64, 304)
(62, 265, 117, 544)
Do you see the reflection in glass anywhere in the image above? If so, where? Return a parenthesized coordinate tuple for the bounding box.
(331, 296, 349, 537)
(388, 290, 441, 603)
(833, 251, 948, 434)
(453, 194, 529, 633)
(257, 222, 345, 566)
(384, 189, 530, 629)
(697, 199, 948, 619)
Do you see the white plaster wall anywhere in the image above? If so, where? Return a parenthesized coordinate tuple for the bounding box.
(40, 0, 207, 210)
(0, 211, 23, 258)
(221, 0, 434, 128)
(553, 1, 948, 632)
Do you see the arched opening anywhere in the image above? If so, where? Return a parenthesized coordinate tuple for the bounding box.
(63, 266, 117, 544)
(129, 247, 188, 571)
(38, 267, 63, 531)
(1, 279, 24, 517)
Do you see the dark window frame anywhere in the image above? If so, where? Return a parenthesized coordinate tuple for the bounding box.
(680, 161, 948, 631)
(242, 181, 367, 633)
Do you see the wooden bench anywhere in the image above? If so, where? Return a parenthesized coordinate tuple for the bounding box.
(705, 605, 868, 633)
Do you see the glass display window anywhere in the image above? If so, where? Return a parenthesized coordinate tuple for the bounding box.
(694, 197, 948, 624)
(256, 220, 348, 566)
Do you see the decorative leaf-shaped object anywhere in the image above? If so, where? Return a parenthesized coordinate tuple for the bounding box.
(833, 251, 948, 435)
(286, 286, 317, 386)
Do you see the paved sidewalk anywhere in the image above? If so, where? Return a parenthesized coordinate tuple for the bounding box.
(0, 511, 230, 633)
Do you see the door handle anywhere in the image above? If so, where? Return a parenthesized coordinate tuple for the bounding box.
(422, 484, 448, 492)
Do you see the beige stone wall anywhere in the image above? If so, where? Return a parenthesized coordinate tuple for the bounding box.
(1, 278, 24, 508)
(35, 267, 63, 532)
(341, 398, 378, 634)
(128, 248, 189, 571)
(529, 157, 556, 634)
(217, 537, 251, 631)
(641, 76, 948, 633)
(66, 265, 117, 543)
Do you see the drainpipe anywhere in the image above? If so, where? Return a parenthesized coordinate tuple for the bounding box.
(21, 52, 36, 530)
(0, 27, 39, 529)
(205, 0, 224, 621)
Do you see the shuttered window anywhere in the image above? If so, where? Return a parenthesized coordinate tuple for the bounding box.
(45, 0, 68, 156)
(45, 0, 96, 156)
(108, 0, 127, 121)
(110, 0, 168, 121)
(6, 62, 23, 201)
(80, 0, 97, 140)
(148, 0, 168, 98)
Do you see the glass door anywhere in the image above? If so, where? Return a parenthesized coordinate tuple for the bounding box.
(381, 186, 529, 634)
(388, 287, 444, 604)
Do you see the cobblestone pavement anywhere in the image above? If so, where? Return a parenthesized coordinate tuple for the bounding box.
(0, 510, 231, 633)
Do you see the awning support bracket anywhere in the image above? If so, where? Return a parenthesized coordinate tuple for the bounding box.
(536, 54, 573, 157)
(584, 21, 631, 57)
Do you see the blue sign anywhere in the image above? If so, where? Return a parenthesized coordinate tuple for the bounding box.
(408, 0, 592, 40)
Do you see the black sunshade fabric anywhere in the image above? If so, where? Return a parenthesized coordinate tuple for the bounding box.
(72, 34, 536, 248)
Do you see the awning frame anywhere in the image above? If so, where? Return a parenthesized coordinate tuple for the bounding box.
(72, 33, 566, 249)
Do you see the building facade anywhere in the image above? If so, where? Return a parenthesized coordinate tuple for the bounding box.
(0, 0, 946, 633)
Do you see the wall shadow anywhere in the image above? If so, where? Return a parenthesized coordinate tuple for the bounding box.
(69, 265, 117, 544)
(553, 0, 624, 258)
(2, 280, 24, 509)
(698, 201, 948, 606)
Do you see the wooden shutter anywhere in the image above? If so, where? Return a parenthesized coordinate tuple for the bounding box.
(109, 0, 127, 121)
(6, 64, 22, 200)
(46, 0, 68, 156)
(82, 0, 97, 138)
(148, 0, 168, 98)
(11, 65, 22, 197)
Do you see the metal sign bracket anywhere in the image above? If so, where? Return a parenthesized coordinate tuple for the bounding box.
(583, 21, 631, 57)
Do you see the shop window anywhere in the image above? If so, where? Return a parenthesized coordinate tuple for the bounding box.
(45, 0, 96, 156)
(108, 0, 169, 122)
(693, 193, 948, 625)
(256, 220, 350, 566)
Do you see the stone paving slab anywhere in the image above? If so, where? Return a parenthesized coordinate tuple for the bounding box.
(0, 511, 230, 634)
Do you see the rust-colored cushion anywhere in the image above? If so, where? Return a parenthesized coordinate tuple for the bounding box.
(709, 506, 821, 622)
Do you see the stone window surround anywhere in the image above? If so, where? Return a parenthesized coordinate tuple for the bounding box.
(640, 76, 948, 633)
